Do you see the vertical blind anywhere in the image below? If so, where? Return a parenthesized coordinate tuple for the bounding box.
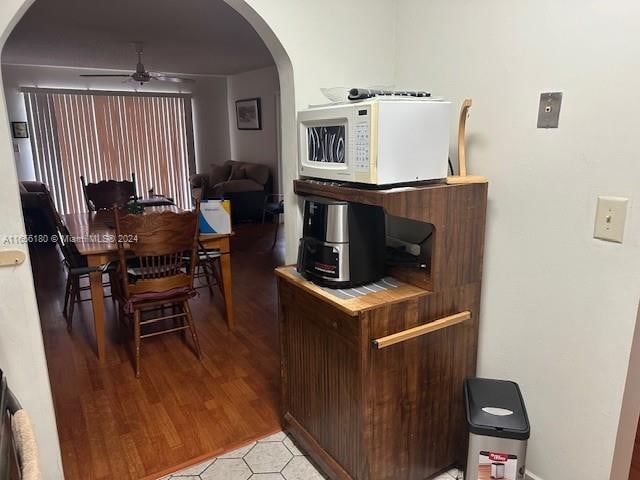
(23, 88, 195, 214)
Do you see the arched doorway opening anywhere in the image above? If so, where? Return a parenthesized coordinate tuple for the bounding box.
(0, 0, 296, 478)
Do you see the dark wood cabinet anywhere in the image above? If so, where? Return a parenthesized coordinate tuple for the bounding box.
(278, 180, 488, 480)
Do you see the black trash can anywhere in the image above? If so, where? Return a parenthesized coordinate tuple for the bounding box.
(464, 378, 530, 480)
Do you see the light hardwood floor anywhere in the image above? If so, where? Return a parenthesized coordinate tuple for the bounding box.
(30, 223, 284, 480)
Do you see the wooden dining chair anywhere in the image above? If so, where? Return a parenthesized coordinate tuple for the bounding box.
(47, 195, 116, 330)
(190, 241, 223, 294)
(81, 173, 136, 211)
(114, 206, 202, 377)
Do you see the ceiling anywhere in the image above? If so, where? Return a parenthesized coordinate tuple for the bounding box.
(2, 0, 275, 75)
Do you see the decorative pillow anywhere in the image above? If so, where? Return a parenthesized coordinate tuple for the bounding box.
(210, 163, 231, 185)
(227, 164, 246, 181)
(243, 163, 270, 185)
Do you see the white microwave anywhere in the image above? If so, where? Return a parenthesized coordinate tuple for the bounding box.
(298, 98, 451, 185)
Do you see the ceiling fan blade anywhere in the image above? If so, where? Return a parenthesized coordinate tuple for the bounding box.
(80, 74, 132, 77)
(152, 75, 195, 84)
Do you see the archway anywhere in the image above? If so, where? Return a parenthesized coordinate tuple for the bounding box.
(0, 1, 297, 477)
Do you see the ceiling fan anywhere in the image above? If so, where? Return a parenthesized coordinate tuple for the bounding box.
(79, 42, 194, 85)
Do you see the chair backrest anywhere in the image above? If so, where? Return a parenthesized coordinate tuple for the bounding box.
(56, 223, 86, 269)
(46, 190, 84, 269)
(114, 207, 200, 298)
(81, 173, 137, 211)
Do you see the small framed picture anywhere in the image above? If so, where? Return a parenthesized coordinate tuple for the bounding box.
(235, 98, 261, 130)
(12, 121, 28, 139)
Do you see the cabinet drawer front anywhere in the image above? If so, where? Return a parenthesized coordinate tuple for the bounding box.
(281, 282, 360, 345)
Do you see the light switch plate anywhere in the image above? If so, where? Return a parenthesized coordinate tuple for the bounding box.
(537, 92, 563, 128)
(594, 196, 628, 243)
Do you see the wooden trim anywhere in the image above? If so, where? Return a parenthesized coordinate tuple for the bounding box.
(275, 266, 429, 316)
(447, 98, 487, 185)
(457, 98, 472, 177)
(20, 86, 192, 99)
(446, 175, 488, 184)
(372, 311, 471, 349)
(141, 426, 283, 480)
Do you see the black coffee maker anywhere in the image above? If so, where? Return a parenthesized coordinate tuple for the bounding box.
(297, 197, 385, 288)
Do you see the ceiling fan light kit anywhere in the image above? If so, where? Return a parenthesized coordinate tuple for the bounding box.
(79, 42, 194, 85)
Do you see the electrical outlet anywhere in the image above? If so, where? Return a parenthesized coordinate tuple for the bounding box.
(537, 92, 562, 128)
(594, 196, 628, 243)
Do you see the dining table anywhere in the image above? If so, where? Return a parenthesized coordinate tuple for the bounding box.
(61, 206, 235, 361)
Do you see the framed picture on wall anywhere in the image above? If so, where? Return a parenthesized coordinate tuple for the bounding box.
(235, 98, 261, 130)
(11, 121, 28, 139)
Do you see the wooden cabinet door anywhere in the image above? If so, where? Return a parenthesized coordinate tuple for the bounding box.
(362, 285, 481, 480)
(280, 282, 361, 478)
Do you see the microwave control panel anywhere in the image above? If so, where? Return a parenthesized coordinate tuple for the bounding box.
(353, 108, 370, 173)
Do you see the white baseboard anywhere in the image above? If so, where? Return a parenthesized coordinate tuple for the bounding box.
(526, 470, 544, 480)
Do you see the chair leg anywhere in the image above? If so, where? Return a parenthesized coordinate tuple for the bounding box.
(212, 258, 224, 297)
(175, 303, 187, 339)
(63, 274, 72, 320)
(116, 304, 124, 344)
(73, 276, 81, 305)
(133, 309, 141, 378)
(108, 271, 117, 303)
(272, 213, 280, 249)
(202, 259, 214, 294)
(67, 276, 81, 332)
(183, 301, 202, 360)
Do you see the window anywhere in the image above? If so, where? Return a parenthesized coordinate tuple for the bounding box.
(23, 88, 195, 214)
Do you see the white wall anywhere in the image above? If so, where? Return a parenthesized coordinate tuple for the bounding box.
(394, 1, 640, 479)
(1, 63, 231, 180)
(227, 66, 279, 190)
(0, 1, 63, 479)
(2, 64, 32, 178)
(192, 75, 231, 173)
(227, 0, 398, 264)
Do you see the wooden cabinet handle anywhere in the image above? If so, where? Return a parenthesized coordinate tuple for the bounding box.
(372, 311, 471, 349)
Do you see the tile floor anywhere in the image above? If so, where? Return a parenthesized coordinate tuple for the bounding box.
(162, 431, 464, 480)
